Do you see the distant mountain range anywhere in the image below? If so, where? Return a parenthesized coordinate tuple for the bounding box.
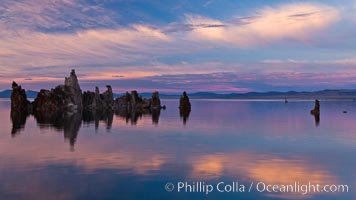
(2, 89, 356, 100)
(0, 89, 38, 99)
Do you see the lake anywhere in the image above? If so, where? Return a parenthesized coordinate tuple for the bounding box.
(0, 99, 355, 200)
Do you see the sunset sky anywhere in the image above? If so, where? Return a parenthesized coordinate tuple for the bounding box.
(1, 0, 356, 93)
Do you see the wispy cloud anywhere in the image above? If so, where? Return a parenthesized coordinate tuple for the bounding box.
(184, 3, 340, 47)
(77, 71, 356, 93)
(261, 57, 356, 67)
(0, 0, 118, 31)
(7, 68, 356, 93)
(0, 25, 173, 69)
(203, 0, 215, 7)
(0, 1, 354, 92)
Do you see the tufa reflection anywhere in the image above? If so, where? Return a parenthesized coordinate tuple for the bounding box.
(11, 107, 162, 149)
(10, 110, 30, 136)
(179, 91, 191, 125)
(310, 99, 320, 127)
(180, 108, 191, 125)
(10, 70, 167, 148)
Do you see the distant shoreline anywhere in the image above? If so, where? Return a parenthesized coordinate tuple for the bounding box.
(2, 88, 356, 100)
(1, 97, 356, 101)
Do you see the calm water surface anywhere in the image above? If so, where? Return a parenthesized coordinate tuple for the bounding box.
(0, 99, 355, 200)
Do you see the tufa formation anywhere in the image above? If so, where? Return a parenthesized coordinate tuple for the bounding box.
(310, 99, 320, 116)
(310, 99, 320, 126)
(179, 91, 191, 125)
(11, 69, 165, 118)
(179, 91, 191, 110)
(11, 81, 32, 113)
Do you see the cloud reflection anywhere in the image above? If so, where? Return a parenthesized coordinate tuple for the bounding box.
(189, 152, 339, 198)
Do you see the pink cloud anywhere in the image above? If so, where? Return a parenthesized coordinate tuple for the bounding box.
(185, 3, 340, 47)
(0, 26, 173, 71)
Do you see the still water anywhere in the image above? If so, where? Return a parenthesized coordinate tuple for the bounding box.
(0, 99, 355, 200)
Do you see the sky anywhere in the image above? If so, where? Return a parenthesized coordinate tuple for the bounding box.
(0, 0, 356, 93)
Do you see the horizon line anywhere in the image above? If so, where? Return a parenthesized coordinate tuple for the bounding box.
(1, 88, 356, 95)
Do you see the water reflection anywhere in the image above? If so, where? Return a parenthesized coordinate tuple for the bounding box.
(10, 108, 162, 147)
(10, 110, 29, 136)
(3, 100, 356, 200)
(180, 108, 191, 125)
(312, 113, 320, 127)
(115, 108, 161, 125)
(188, 152, 338, 199)
(83, 110, 114, 130)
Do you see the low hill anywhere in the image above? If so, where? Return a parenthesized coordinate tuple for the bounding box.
(1, 89, 356, 100)
(0, 90, 38, 98)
